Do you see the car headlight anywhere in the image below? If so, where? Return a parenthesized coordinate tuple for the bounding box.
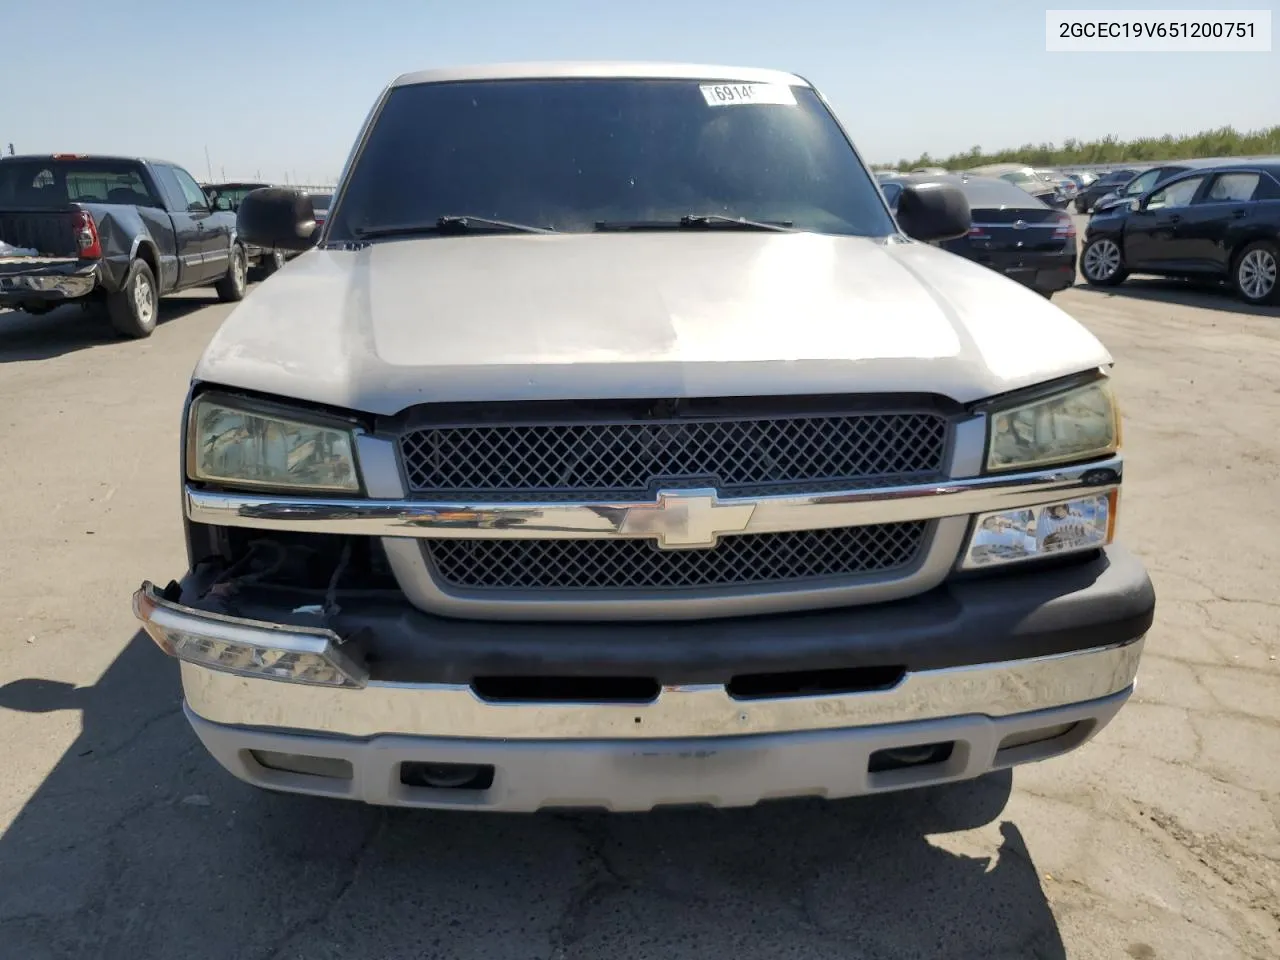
(986, 378, 1119, 472)
(187, 394, 361, 493)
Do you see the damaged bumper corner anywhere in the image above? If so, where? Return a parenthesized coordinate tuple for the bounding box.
(133, 580, 368, 689)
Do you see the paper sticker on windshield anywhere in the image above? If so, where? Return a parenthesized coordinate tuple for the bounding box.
(699, 83, 797, 107)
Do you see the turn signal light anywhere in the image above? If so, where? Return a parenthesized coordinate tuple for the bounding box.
(133, 582, 368, 688)
(960, 491, 1116, 570)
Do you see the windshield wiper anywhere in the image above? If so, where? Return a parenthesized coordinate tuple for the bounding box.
(353, 216, 556, 239)
(594, 215, 795, 233)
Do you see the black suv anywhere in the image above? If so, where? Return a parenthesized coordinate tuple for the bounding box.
(1080, 161, 1280, 305)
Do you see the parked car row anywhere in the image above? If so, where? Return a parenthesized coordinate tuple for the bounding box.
(4, 143, 1276, 345)
(880, 154, 1280, 306)
(966, 163, 1069, 209)
(880, 172, 1076, 298)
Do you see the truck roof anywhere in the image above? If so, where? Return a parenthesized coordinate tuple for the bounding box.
(390, 61, 809, 88)
(1, 154, 181, 168)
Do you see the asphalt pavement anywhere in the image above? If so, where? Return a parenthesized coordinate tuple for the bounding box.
(1, 253, 1277, 959)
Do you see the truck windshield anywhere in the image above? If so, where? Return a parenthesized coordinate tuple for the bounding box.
(0, 159, 158, 208)
(329, 78, 894, 239)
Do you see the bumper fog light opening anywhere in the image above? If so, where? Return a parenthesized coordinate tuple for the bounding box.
(868, 741, 956, 774)
(400, 762, 496, 791)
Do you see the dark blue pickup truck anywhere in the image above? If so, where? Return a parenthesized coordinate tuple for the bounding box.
(0, 154, 251, 337)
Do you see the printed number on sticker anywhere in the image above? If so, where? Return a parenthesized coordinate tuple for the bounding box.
(699, 83, 797, 106)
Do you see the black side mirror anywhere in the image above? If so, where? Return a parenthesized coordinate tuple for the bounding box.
(237, 187, 318, 251)
(896, 182, 971, 243)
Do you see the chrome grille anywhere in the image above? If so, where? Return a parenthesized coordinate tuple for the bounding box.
(399, 412, 949, 499)
(425, 522, 929, 591)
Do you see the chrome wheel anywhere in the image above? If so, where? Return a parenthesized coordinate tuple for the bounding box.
(232, 248, 246, 292)
(1238, 248, 1277, 301)
(133, 271, 155, 325)
(1082, 239, 1121, 281)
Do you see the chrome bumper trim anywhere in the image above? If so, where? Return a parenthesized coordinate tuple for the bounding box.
(183, 455, 1122, 541)
(0, 267, 96, 298)
(181, 637, 1144, 741)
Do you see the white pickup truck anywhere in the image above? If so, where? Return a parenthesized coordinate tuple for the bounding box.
(134, 62, 1154, 812)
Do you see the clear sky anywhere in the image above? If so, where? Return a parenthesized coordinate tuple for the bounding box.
(4, 0, 1276, 184)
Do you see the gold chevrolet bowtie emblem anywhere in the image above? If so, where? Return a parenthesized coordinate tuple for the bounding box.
(619, 488, 756, 550)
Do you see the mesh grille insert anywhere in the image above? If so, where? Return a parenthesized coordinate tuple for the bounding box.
(425, 522, 929, 591)
(399, 413, 949, 498)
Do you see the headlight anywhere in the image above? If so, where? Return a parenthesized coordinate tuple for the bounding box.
(188, 395, 360, 493)
(987, 379, 1119, 472)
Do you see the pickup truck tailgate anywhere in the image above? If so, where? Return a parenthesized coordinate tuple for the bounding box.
(0, 209, 79, 256)
(0, 210, 96, 302)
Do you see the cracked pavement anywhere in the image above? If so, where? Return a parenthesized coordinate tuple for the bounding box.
(1, 257, 1278, 959)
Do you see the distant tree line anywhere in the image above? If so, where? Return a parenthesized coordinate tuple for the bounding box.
(883, 125, 1280, 171)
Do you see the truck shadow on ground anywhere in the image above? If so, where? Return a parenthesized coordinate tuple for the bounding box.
(1069, 277, 1280, 318)
(0, 634, 1066, 960)
(0, 297, 218, 364)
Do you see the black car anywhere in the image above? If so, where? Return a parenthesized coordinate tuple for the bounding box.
(882, 173, 1077, 298)
(1075, 169, 1140, 213)
(1080, 161, 1280, 305)
(1087, 160, 1222, 215)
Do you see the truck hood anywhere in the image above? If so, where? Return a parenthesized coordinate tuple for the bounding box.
(196, 232, 1110, 415)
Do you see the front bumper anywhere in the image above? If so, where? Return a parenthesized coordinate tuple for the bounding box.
(153, 544, 1151, 810)
(186, 683, 1134, 811)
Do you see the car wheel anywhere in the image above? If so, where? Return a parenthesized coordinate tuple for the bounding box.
(215, 244, 248, 302)
(106, 259, 158, 338)
(1231, 240, 1280, 305)
(1080, 237, 1128, 287)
